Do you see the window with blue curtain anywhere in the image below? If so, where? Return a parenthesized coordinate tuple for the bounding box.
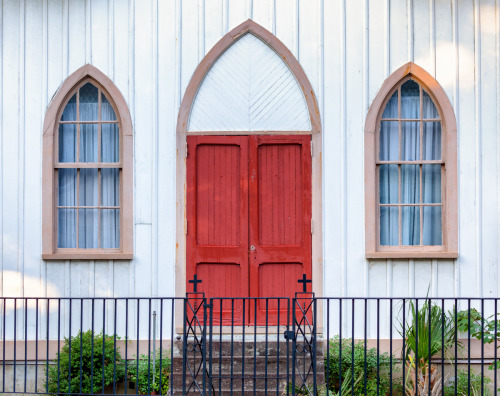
(378, 79, 442, 246)
(57, 81, 120, 249)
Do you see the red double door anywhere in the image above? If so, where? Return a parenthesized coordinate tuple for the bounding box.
(186, 135, 311, 325)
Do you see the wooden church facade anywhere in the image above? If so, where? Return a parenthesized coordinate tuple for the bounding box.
(1, 0, 499, 334)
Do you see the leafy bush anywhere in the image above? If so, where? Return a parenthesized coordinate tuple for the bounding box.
(456, 308, 500, 371)
(127, 349, 171, 395)
(325, 336, 399, 396)
(444, 368, 492, 396)
(45, 330, 124, 395)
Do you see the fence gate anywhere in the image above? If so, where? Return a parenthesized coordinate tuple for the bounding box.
(181, 288, 318, 395)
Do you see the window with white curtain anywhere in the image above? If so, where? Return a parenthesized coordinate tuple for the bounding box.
(377, 78, 443, 247)
(57, 81, 120, 250)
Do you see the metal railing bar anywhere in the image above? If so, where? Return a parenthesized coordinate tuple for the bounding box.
(79, 299, 84, 394)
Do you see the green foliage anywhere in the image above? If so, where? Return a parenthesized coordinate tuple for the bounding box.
(456, 307, 500, 373)
(444, 368, 492, 396)
(325, 336, 399, 396)
(400, 299, 457, 365)
(45, 330, 124, 395)
(127, 349, 171, 395)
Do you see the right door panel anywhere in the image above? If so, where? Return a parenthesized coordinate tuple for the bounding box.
(249, 135, 312, 324)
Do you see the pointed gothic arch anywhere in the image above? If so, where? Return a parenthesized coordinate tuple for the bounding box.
(364, 62, 458, 258)
(42, 64, 133, 259)
(175, 20, 323, 302)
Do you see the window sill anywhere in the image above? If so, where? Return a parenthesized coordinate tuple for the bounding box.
(366, 251, 458, 259)
(42, 253, 133, 260)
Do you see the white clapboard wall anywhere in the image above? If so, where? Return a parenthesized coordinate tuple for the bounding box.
(0, 0, 499, 340)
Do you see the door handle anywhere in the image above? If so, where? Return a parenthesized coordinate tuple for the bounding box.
(250, 245, 256, 251)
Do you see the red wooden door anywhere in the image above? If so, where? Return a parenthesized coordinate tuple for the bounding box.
(186, 136, 249, 324)
(249, 136, 312, 324)
(186, 135, 311, 325)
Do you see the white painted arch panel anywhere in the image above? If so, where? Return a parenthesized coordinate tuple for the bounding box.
(188, 33, 311, 132)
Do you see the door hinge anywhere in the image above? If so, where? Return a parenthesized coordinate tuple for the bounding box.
(311, 219, 313, 235)
(185, 219, 188, 235)
(185, 145, 188, 159)
(310, 141, 313, 157)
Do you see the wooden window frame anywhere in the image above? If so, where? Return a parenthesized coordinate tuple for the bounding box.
(365, 62, 458, 259)
(42, 64, 133, 260)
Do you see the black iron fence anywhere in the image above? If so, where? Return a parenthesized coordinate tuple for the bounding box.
(0, 294, 499, 395)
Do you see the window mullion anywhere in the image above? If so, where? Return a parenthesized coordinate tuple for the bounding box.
(76, 169, 80, 249)
(398, 165, 402, 246)
(98, 168, 101, 249)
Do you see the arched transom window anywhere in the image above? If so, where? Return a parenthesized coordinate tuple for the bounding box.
(43, 65, 133, 260)
(365, 63, 458, 258)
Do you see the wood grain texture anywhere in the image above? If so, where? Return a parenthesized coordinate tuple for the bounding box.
(0, 0, 499, 342)
(188, 33, 311, 132)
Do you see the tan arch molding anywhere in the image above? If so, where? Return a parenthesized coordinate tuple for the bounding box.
(43, 64, 133, 137)
(365, 62, 457, 135)
(175, 19, 323, 316)
(42, 64, 133, 260)
(364, 61, 458, 258)
(176, 19, 322, 134)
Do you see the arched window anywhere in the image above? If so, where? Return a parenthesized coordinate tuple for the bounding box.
(365, 62, 457, 258)
(42, 65, 133, 259)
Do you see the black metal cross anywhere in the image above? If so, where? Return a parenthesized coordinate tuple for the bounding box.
(189, 274, 202, 292)
(298, 273, 312, 293)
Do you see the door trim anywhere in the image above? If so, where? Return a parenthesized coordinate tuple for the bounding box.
(175, 20, 323, 329)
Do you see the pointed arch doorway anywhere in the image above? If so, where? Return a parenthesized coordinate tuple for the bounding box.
(176, 20, 322, 325)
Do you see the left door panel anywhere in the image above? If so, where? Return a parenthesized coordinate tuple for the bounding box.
(186, 136, 249, 324)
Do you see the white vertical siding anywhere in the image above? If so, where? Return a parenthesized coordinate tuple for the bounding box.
(0, 0, 499, 339)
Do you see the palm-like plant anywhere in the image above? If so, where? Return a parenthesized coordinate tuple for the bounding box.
(399, 299, 458, 396)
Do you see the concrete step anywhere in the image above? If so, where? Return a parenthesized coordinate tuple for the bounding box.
(170, 340, 325, 396)
(173, 340, 323, 358)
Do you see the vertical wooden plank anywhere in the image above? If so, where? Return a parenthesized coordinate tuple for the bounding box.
(389, 0, 408, 72)
(68, 0, 86, 74)
(435, 0, 454, 106)
(90, 0, 109, 73)
(412, 0, 431, 71)
(181, 0, 199, 96)
(113, 0, 129, 96)
(134, 0, 152, 225)
(47, 0, 63, 96)
(413, 260, 432, 296)
(0, 0, 3, 300)
(479, 0, 498, 297)
(227, 0, 248, 32)
(368, 0, 387, 100)
(252, 0, 273, 32)
(322, 0, 342, 298)
(24, 0, 44, 300)
(275, 0, 296, 57)
(345, 0, 366, 298)
(157, 0, 176, 305)
(456, 0, 476, 297)
(436, 260, 455, 297)
(204, 0, 223, 53)
(2, 0, 20, 297)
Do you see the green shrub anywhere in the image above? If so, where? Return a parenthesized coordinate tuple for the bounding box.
(45, 330, 125, 395)
(444, 368, 492, 396)
(325, 336, 399, 396)
(127, 349, 171, 395)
